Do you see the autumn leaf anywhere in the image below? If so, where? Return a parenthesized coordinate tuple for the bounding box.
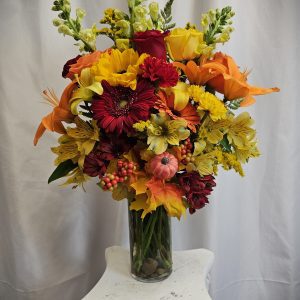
(112, 183, 129, 201)
(130, 177, 150, 195)
(146, 179, 186, 219)
(106, 159, 118, 174)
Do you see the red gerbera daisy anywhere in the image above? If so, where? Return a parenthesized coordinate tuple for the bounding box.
(92, 80, 157, 135)
(140, 57, 179, 87)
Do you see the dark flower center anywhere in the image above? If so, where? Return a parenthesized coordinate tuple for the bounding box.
(172, 110, 181, 117)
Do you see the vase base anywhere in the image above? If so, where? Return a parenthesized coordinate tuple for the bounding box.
(130, 270, 172, 283)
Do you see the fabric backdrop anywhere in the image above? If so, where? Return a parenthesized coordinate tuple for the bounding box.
(0, 0, 299, 299)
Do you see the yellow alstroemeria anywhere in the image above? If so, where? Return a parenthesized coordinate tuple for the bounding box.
(134, 112, 190, 154)
(226, 112, 255, 149)
(70, 68, 103, 115)
(198, 117, 231, 144)
(91, 48, 148, 90)
(51, 117, 99, 169)
(62, 168, 90, 188)
(235, 139, 260, 163)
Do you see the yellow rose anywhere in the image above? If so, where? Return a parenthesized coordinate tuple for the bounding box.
(165, 28, 205, 61)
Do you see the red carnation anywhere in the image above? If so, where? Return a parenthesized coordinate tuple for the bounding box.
(62, 55, 81, 79)
(140, 57, 179, 87)
(178, 172, 216, 214)
(83, 151, 107, 177)
(133, 30, 169, 60)
(91, 80, 157, 135)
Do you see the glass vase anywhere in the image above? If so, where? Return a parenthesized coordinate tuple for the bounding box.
(128, 202, 172, 282)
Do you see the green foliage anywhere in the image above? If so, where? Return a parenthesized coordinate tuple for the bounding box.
(48, 159, 78, 184)
(227, 98, 244, 110)
(161, 0, 176, 31)
(219, 134, 232, 153)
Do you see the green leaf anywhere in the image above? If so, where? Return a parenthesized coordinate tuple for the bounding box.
(48, 160, 78, 184)
(219, 134, 232, 152)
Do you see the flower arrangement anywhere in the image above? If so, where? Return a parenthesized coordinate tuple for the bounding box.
(34, 0, 279, 281)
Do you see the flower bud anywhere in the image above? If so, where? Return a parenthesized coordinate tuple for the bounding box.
(76, 8, 86, 20)
(51, 6, 59, 11)
(149, 2, 159, 21)
(116, 20, 131, 37)
(133, 21, 147, 33)
(52, 18, 63, 27)
(128, 0, 135, 9)
(58, 24, 73, 36)
(114, 9, 127, 21)
(64, 4, 71, 13)
(133, 5, 147, 21)
(116, 39, 130, 51)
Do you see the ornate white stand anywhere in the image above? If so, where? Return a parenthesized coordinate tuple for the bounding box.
(83, 246, 214, 300)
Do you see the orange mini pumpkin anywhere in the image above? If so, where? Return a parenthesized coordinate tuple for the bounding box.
(149, 152, 178, 180)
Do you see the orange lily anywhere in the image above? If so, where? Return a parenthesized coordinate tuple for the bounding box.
(155, 90, 200, 133)
(205, 52, 280, 106)
(33, 81, 76, 145)
(173, 57, 226, 86)
(174, 52, 280, 106)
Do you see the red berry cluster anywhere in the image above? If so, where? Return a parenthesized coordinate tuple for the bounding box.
(180, 138, 194, 165)
(99, 160, 136, 191)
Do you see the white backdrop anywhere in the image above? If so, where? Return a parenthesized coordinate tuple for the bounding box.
(0, 0, 299, 299)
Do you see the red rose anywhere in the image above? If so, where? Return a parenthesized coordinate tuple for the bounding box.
(133, 30, 169, 60)
(62, 55, 81, 79)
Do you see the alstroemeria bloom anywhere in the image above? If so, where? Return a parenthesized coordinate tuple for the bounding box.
(33, 82, 76, 145)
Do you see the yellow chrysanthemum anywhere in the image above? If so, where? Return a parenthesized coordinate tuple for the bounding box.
(196, 91, 228, 121)
(188, 84, 205, 101)
(91, 48, 148, 90)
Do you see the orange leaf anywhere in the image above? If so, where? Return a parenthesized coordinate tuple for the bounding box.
(146, 178, 186, 219)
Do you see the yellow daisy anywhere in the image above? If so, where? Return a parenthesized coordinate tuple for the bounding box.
(91, 48, 148, 90)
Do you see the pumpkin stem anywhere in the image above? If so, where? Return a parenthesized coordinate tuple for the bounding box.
(161, 157, 169, 165)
